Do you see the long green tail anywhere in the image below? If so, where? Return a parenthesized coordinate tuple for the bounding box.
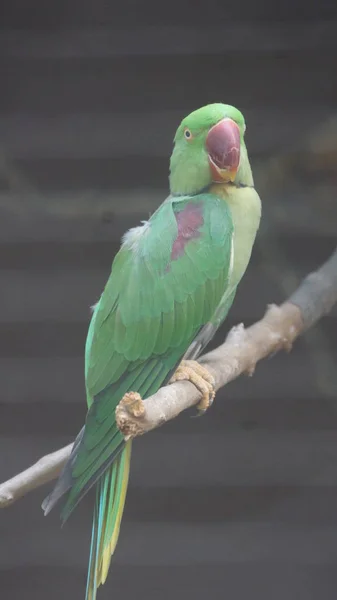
(86, 441, 132, 600)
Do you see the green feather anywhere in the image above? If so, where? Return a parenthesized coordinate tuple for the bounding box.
(86, 443, 131, 600)
(59, 193, 233, 520)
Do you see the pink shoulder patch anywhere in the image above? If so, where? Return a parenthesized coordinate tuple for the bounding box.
(171, 202, 204, 261)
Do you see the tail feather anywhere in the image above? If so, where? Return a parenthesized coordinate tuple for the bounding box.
(42, 427, 85, 516)
(86, 441, 132, 600)
(86, 493, 99, 600)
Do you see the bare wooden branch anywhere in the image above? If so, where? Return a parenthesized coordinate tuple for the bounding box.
(115, 303, 302, 438)
(0, 444, 73, 507)
(0, 246, 336, 508)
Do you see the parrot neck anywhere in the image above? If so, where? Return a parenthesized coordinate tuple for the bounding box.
(235, 143, 254, 187)
(169, 149, 212, 197)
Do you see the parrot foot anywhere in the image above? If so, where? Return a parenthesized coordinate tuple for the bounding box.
(169, 360, 215, 414)
(119, 391, 145, 418)
(116, 391, 146, 440)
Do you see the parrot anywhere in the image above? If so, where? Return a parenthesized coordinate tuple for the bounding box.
(42, 103, 261, 600)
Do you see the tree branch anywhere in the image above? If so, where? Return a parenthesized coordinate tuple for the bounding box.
(0, 444, 73, 507)
(1, 247, 336, 508)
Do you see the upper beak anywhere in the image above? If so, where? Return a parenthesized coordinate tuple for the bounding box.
(206, 118, 241, 183)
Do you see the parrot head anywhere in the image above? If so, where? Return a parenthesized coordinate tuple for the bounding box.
(169, 103, 248, 196)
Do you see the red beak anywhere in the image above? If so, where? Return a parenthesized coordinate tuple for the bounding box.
(206, 118, 241, 183)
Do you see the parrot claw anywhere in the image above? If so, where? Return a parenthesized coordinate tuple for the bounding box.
(119, 391, 145, 418)
(169, 359, 216, 414)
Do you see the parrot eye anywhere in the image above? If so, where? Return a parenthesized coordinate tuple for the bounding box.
(184, 128, 193, 140)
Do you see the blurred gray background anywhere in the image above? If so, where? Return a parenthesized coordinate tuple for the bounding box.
(1, 1, 337, 599)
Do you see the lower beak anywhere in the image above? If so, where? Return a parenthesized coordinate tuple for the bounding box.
(208, 161, 237, 183)
(206, 118, 241, 183)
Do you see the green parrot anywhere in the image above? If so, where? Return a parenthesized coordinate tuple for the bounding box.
(42, 103, 261, 599)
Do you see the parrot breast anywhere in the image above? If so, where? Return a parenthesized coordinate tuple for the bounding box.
(211, 183, 261, 288)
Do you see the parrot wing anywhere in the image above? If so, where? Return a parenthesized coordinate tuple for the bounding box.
(43, 193, 234, 521)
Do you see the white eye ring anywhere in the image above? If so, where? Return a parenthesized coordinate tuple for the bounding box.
(184, 128, 192, 140)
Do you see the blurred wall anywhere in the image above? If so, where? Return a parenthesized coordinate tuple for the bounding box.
(1, 2, 337, 599)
